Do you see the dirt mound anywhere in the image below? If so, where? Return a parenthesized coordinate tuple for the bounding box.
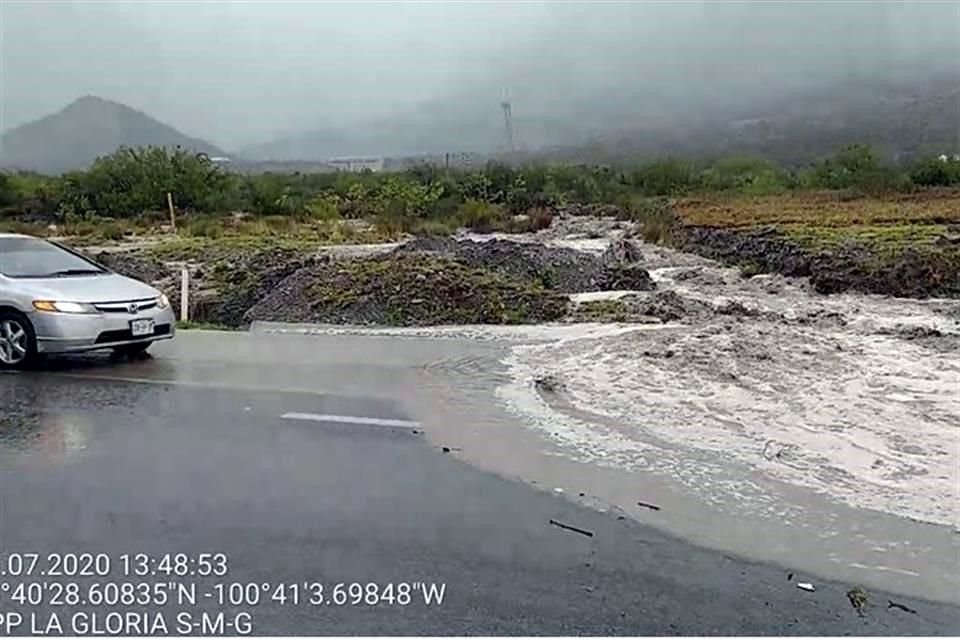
(396, 237, 603, 292)
(88, 251, 171, 284)
(629, 290, 713, 322)
(246, 253, 568, 327)
(677, 226, 812, 278)
(602, 264, 655, 290)
(570, 290, 713, 323)
(192, 248, 317, 327)
(396, 237, 655, 293)
(809, 245, 960, 299)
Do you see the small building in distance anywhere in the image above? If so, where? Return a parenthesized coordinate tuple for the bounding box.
(328, 157, 384, 173)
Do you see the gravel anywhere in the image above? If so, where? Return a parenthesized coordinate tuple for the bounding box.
(394, 237, 655, 293)
(246, 253, 569, 327)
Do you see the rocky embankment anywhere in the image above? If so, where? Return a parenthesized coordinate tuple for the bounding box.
(675, 225, 960, 299)
(88, 234, 656, 328)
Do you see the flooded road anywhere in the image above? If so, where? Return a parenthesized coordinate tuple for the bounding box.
(2, 236, 957, 623)
(8, 343, 959, 633)
(247, 237, 960, 605)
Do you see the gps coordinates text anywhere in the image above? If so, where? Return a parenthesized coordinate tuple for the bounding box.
(0, 552, 446, 636)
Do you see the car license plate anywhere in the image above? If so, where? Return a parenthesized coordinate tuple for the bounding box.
(130, 319, 154, 337)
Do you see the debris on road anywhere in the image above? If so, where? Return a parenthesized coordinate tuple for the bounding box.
(549, 519, 595, 538)
(846, 586, 869, 616)
(637, 501, 661, 511)
(534, 374, 566, 394)
(887, 599, 918, 615)
(797, 582, 816, 592)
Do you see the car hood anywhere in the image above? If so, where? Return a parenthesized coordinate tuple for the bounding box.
(8, 273, 160, 303)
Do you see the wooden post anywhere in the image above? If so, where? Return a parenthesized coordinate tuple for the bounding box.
(180, 267, 189, 322)
(167, 192, 176, 231)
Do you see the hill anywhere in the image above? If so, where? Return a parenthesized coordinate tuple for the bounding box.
(0, 96, 224, 174)
(240, 72, 959, 167)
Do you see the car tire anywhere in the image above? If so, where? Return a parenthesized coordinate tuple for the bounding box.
(0, 310, 39, 370)
(113, 342, 151, 359)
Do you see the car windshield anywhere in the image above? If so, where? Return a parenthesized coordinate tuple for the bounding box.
(0, 236, 106, 278)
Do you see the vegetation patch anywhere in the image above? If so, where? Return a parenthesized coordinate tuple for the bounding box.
(571, 299, 632, 323)
(5, 143, 959, 301)
(671, 185, 960, 298)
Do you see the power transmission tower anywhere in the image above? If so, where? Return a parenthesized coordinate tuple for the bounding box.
(500, 98, 515, 153)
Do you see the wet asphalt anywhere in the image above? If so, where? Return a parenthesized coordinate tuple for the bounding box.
(0, 351, 958, 636)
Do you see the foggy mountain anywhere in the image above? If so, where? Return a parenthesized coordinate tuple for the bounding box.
(233, 1, 959, 163)
(0, 96, 223, 174)
(1, 2, 957, 168)
(239, 69, 959, 165)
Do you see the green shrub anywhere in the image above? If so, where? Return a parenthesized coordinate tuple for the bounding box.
(457, 200, 506, 233)
(98, 220, 129, 241)
(304, 193, 343, 220)
(910, 157, 960, 186)
(624, 198, 676, 244)
(411, 218, 459, 237)
(244, 174, 303, 216)
(803, 144, 907, 194)
(700, 156, 791, 195)
(0, 173, 14, 207)
(632, 159, 699, 196)
(183, 216, 225, 239)
(62, 147, 231, 218)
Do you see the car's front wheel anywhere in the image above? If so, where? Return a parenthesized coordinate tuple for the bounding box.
(0, 310, 38, 370)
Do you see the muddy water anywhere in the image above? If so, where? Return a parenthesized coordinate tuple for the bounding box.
(255, 235, 959, 604)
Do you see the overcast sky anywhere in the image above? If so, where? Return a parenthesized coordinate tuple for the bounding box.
(1, 1, 958, 150)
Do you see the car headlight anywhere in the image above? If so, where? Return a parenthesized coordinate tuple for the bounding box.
(156, 293, 170, 309)
(33, 300, 99, 314)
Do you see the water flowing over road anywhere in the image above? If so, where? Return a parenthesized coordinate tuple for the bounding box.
(256, 236, 960, 604)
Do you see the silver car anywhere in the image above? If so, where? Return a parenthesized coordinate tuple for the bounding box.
(0, 233, 176, 369)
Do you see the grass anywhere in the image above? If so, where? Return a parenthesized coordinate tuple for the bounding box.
(782, 223, 952, 252)
(672, 189, 960, 229)
(673, 188, 960, 259)
(573, 299, 631, 322)
(177, 320, 237, 331)
(143, 221, 395, 263)
(672, 189, 960, 297)
(176, 320, 235, 331)
(0, 219, 52, 236)
(299, 254, 569, 325)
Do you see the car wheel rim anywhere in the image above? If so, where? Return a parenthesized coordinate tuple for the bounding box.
(0, 320, 28, 365)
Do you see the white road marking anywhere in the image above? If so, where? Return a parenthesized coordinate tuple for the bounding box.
(848, 563, 921, 577)
(281, 412, 419, 428)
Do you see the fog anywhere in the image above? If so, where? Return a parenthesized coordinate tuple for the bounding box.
(1, 1, 958, 155)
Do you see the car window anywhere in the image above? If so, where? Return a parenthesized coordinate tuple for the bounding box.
(0, 237, 106, 278)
